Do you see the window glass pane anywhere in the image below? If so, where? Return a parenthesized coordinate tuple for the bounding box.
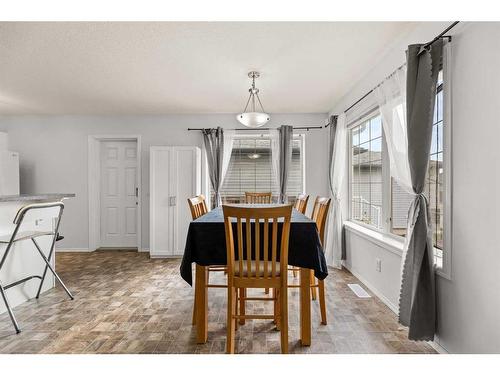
(358, 123, 370, 144)
(430, 124, 438, 155)
(370, 162, 382, 183)
(349, 114, 384, 229)
(437, 122, 443, 153)
(437, 90, 443, 121)
(391, 179, 413, 236)
(370, 116, 382, 139)
(352, 129, 359, 146)
(370, 138, 382, 159)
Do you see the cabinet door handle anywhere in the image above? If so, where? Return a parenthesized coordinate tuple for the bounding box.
(135, 187, 139, 197)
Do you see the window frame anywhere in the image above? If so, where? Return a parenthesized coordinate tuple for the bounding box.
(347, 110, 389, 234)
(346, 61, 452, 279)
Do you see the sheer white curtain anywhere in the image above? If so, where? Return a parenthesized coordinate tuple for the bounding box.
(325, 113, 347, 268)
(374, 66, 412, 192)
(221, 129, 235, 186)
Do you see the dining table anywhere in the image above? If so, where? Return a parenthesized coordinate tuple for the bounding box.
(180, 204, 328, 346)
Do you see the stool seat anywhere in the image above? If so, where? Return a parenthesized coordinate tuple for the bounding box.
(0, 231, 53, 243)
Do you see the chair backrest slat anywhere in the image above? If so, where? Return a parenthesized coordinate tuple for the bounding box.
(223, 205, 292, 282)
(271, 219, 278, 277)
(255, 218, 260, 278)
(263, 218, 269, 279)
(187, 194, 208, 220)
(245, 192, 272, 204)
(293, 194, 309, 214)
(311, 197, 332, 246)
(237, 218, 244, 276)
(246, 216, 252, 277)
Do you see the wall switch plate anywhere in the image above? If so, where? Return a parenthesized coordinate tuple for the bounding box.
(376, 258, 382, 272)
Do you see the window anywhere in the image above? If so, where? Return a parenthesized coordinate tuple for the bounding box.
(349, 71, 448, 272)
(350, 114, 383, 229)
(389, 71, 445, 264)
(426, 71, 445, 264)
(211, 135, 304, 204)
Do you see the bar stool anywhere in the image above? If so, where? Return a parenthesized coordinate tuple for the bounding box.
(0, 201, 74, 334)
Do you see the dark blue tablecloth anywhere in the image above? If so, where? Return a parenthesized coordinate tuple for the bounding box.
(180, 205, 328, 285)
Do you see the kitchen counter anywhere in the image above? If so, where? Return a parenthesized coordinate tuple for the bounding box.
(0, 193, 75, 202)
(0, 193, 75, 315)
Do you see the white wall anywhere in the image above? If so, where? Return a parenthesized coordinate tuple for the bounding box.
(0, 113, 328, 251)
(330, 22, 500, 353)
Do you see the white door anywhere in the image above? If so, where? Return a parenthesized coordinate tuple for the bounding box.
(100, 140, 138, 248)
(172, 147, 201, 255)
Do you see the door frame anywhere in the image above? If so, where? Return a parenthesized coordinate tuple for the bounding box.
(88, 134, 142, 251)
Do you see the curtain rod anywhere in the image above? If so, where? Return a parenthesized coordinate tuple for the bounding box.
(187, 125, 323, 131)
(326, 21, 460, 125)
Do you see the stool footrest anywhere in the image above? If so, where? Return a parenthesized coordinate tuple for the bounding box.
(4, 275, 42, 290)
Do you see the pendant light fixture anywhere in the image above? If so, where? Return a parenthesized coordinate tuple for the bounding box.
(236, 71, 270, 128)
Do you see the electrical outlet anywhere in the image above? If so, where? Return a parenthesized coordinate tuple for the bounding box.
(376, 258, 382, 272)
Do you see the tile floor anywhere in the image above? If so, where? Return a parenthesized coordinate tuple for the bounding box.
(0, 251, 435, 354)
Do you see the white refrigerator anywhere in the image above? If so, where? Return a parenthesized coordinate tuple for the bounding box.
(0, 151, 20, 195)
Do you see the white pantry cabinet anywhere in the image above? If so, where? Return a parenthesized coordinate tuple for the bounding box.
(149, 146, 201, 257)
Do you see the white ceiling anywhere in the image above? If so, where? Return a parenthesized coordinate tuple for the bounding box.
(0, 22, 418, 115)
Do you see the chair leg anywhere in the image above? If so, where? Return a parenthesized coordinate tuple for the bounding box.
(310, 270, 317, 300)
(318, 279, 327, 325)
(0, 282, 21, 334)
(35, 231, 58, 299)
(280, 286, 288, 354)
(274, 288, 281, 331)
(192, 291, 197, 325)
(293, 268, 298, 278)
(226, 287, 236, 354)
(32, 239, 73, 300)
(238, 288, 246, 325)
(265, 288, 269, 294)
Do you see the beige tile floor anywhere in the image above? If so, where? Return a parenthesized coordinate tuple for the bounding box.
(0, 251, 435, 354)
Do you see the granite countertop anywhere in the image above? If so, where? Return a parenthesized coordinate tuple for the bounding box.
(0, 193, 76, 202)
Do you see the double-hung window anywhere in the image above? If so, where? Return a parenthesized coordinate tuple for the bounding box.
(348, 71, 450, 275)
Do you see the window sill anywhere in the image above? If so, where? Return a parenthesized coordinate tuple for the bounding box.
(344, 221, 404, 256)
(344, 221, 451, 280)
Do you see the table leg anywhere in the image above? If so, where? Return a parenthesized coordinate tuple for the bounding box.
(300, 267, 311, 346)
(195, 264, 208, 344)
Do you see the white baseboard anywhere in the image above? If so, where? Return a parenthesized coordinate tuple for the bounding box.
(56, 248, 92, 252)
(340, 263, 399, 315)
(149, 254, 182, 259)
(429, 339, 449, 354)
(138, 248, 150, 252)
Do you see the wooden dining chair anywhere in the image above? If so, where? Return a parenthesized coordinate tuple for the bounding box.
(293, 194, 309, 214)
(187, 195, 226, 325)
(245, 191, 272, 204)
(289, 194, 310, 277)
(223, 204, 292, 354)
(309, 196, 331, 325)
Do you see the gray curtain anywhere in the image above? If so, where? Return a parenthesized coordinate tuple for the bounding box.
(278, 125, 293, 203)
(328, 115, 338, 196)
(202, 127, 224, 207)
(399, 39, 443, 341)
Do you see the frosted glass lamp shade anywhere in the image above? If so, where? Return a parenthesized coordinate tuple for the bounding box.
(236, 112, 270, 128)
